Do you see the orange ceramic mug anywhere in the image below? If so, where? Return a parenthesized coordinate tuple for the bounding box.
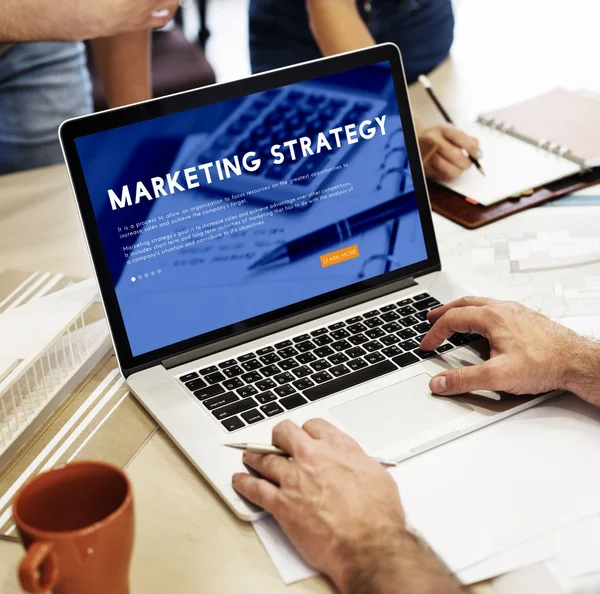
(12, 461, 134, 594)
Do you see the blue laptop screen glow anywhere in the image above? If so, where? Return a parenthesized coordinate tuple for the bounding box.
(75, 61, 428, 356)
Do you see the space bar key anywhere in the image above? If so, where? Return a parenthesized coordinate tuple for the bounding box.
(303, 360, 397, 402)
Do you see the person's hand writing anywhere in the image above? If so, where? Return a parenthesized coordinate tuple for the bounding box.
(232, 419, 461, 594)
(418, 123, 480, 181)
(421, 297, 600, 405)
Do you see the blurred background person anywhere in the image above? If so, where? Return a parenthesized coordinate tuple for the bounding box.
(249, 0, 480, 182)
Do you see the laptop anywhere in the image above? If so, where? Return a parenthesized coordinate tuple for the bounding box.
(60, 44, 554, 521)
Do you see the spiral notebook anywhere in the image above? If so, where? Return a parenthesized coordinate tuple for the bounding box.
(438, 88, 600, 207)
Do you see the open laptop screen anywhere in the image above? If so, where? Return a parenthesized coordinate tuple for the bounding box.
(73, 56, 432, 359)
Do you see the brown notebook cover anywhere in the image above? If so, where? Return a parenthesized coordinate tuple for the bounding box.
(430, 168, 600, 230)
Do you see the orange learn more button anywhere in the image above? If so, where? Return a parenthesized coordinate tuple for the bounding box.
(320, 244, 360, 268)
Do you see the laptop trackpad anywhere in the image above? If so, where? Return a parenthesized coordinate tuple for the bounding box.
(329, 373, 473, 451)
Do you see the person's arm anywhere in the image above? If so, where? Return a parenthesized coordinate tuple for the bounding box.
(0, 0, 178, 42)
(233, 419, 463, 594)
(421, 296, 600, 406)
(305, 0, 480, 182)
(91, 32, 152, 108)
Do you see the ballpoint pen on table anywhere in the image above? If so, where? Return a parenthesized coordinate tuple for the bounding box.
(249, 189, 416, 270)
(225, 443, 398, 467)
(418, 74, 486, 177)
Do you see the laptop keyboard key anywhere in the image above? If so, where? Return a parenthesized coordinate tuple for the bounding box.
(241, 359, 261, 371)
(310, 328, 328, 337)
(311, 371, 333, 384)
(238, 385, 258, 398)
(399, 339, 419, 351)
(260, 353, 280, 365)
(331, 329, 350, 340)
(437, 343, 454, 353)
(330, 364, 351, 377)
(256, 378, 276, 391)
(382, 322, 401, 334)
(206, 371, 226, 385)
(396, 298, 413, 306)
(328, 322, 345, 330)
(381, 311, 400, 322)
(391, 352, 420, 367)
(241, 371, 262, 383)
(365, 328, 385, 339)
(365, 352, 385, 364)
(222, 416, 245, 432)
(279, 347, 299, 359)
(414, 297, 441, 311)
(223, 365, 244, 378)
(315, 346, 334, 358)
(257, 346, 274, 355)
(399, 316, 418, 328)
(296, 341, 316, 353)
(348, 322, 367, 334)
(304, 360, 396, 401)
(449, 333, 470, 346)
(346, 316, 363, 324)
(193, 385, 226, 400)
(347, 357, 368, 371)
(180, 372, 199, 383)
(256, 391, 277, 404)
(213, 397, 258, 420)
(219, 359, 237, 369)
(363, 340, 383, 353)
(364, 317, 383, 328)
(200, 366, 218, 376)
(292, 365, 312, 378)
(413, 293, 430, 301)
(293, 378, 315, 390)
(329, 353, 349, 364)
(280, 358, 300, 370)
(293, 334, 311, 343)
(382, 346, 402, 358)
(184, 378, 207, 392)
(223, 378, 243, 391)
(261, 402, 284, 417)
(297, 352, 317, 364)
(416, 349, 436, 359)
(363, 309, 379, 318)
(398, 306, 416, 316)
(310, 359, 331, 371)
(274, 372, 295, 385)
(348, 333, 368, 345)
(414, 310, 429, 322)
(331, 339, 352, 352)
(414, 322, 432, 334)
(204, 392, 238, 410)
(261, 364, 280, 377)
(347, 346, 366, 358)
(275, 340, 292, 349)
(381, 334, 400, 345)
(380, 304, 396, 312)
(313, 335, 334, 346)
(274, 385, 295, 397)
(398, 328, 417, 340)
(280, 394, 308, 410)
(241, 409, 264, 424)
(238, 353, 257, 362)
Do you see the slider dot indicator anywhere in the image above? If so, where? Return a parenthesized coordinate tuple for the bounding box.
(157, 269, 162, 274)
(137, 275, 142, 280)
(144, 273, 149, 278)
(131, 277, 136, 282)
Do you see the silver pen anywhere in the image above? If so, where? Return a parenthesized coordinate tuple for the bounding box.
(226, 443, 397, 467)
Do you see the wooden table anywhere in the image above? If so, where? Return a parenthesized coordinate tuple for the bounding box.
(0, 0, 596, 591)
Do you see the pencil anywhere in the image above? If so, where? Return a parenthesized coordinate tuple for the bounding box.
(226, 443, 398, 467)
(418, 74, 485, 176)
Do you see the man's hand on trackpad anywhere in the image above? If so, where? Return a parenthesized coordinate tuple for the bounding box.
(420, 296, 600, 405)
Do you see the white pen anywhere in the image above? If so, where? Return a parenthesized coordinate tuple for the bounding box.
(225, 443, 397, 467)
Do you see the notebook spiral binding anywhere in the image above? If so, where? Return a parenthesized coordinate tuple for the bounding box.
(476, 115, 574, 161)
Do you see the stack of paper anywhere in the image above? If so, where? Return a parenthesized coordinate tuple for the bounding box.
(253, 393, 600, 586)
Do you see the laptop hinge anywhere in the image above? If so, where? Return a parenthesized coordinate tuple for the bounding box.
(161, 276, 418, 370)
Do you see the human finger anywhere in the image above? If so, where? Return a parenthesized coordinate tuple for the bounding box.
(429, 155, 463, 181)
(242, 452, 292, 484)
(232, 473, 280, 513)
(429, 359, 504, 395)
(302, 418, 342, 440)
(272, 420, 311, 457)
(427, 296, 498, 323)
(437, 139, 471, 170)
(440, 124, 480, 156)
(420, 306, 491, 351)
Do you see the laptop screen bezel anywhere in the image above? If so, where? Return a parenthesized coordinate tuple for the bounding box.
(60, 44, 441, 375)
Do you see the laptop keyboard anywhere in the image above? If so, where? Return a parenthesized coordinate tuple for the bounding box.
(178, 292, 476, 432)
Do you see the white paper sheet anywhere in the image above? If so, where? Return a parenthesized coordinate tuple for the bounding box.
(254, 394, 600, 584)
(459, 515, 600, 584)
(438, 122, 580, 206)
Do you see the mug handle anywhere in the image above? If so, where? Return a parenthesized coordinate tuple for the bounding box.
(19, 541, 60, 593)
